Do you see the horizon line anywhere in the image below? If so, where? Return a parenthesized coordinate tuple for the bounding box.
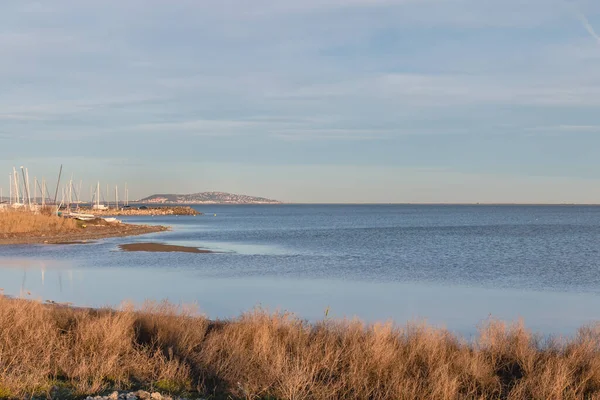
(140, 201, 600, 206)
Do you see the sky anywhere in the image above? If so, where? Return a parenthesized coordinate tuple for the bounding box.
(2, 0, 600, 203)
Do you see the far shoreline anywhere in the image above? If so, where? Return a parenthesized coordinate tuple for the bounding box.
(244, 202, 600, 206)
(149, 202, 600, 206)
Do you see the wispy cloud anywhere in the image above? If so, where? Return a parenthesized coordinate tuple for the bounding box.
(0, 95, 161, 120)
(276, 73, 600, 106)
(526, 124, 600, 133)
(126, 119, 395, 141)
(271, 129, 393, 141)
(3, 0, 600, 202)
(567, 1, 600, 45)
(0, 114, 45, 121)
(242, 0, 417, 16)
(129, 119, 261, 136)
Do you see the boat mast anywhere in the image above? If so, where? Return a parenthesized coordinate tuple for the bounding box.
(67, 176, 71, 210)
(77, 180, 82, 210)
(53, 164, 63, 206)
(13, 167, 20, 205)
(20, 167, 30, 208)
(25, 168, 31, 209)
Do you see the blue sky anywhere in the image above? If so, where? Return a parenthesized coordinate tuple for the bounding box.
(2, 0, 600, 203)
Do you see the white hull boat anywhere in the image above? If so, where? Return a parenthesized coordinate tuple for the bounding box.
(65, 212, 96, 221)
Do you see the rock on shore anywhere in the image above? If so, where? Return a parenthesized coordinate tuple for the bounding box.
(84, 390, 205, 400)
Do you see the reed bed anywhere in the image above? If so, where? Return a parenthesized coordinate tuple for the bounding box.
(1, 296, 600, 399)
(0, 208, 77, 234)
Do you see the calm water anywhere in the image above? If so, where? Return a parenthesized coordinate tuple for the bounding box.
(2, 204, 600, 336)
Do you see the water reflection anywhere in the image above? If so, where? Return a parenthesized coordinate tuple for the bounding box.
(0, 258, 74, 296)
(1, 257, 600, 337)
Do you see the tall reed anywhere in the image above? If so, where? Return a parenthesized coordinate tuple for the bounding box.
(1, 296, 600, 399)
(0, 208, 77, 234)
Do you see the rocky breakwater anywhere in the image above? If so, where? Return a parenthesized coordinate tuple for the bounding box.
(89, 206, 201, 216)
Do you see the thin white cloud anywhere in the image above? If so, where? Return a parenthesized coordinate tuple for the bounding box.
(130, 119, 260, 135)
(527, 125, 600, 132)
(568, 1, 600, 45)
(0, 95, 161, 120)
(17, 2, 55, 13)
(243, 0, 418, 16)
(0, 32, 76, 49)
(275, 73, 600, 107)
(0, 114, 44, 121)
(127, 120, 391, 141)
(271, 129, 393, 141)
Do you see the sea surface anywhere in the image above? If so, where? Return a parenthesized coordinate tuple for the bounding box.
(2, 204, 600, 337)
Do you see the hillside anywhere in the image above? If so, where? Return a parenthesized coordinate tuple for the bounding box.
(138, 191, 281, 204)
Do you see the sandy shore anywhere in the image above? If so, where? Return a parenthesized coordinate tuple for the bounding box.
(0, 221, 168, 245)
(119, 242, 215, 253)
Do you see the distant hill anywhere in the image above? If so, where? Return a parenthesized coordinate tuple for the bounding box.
(138, 192, 281, 204)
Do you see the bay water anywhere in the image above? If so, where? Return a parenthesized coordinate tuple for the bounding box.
(2, 204, 600, 336)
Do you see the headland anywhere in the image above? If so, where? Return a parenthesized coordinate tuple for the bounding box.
(139, 191, 281, 204)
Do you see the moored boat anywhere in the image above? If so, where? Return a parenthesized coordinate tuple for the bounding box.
(64, 212, 96, 221)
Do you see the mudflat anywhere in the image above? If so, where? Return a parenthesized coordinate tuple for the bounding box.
(119, 242, 214, 253)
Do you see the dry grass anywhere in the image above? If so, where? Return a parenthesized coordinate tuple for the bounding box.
(0, 208, 78, 234)
(2, 297, 600, 399)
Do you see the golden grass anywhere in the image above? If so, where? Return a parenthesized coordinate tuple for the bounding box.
(0, 208, 78, 234)
(2, 296, 600, 399)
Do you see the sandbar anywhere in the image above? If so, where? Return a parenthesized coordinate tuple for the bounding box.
(119, 242, 215, 253)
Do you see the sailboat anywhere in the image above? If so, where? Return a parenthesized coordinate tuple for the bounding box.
(62, 179, 95, 220)
(66, 212, 96, 221)
(92, 181, 108, 210)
